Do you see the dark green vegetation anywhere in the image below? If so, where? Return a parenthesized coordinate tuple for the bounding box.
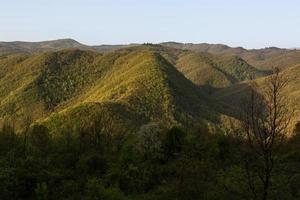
(0, 39, 300, 199)
(0, 121, 300, 200)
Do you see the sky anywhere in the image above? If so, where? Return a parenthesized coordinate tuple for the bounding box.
(0, 0, 299, 49)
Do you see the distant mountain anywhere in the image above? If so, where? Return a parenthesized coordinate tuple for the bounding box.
(0, 39, 90, 55)
(162, 42, 300, 70)
(2, 39, 300, 71)
(92, 44, 139, 52)
(162, 42, 245, 54)
(0, 39, 137, 55)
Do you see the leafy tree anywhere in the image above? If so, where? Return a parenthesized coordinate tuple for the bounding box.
(294, 122, 300, 135)
(162, 126, 186, 160)
(136, 122, 163, 160)
(29, 125, 50, 155)
(35, 182, 48, 200)
(83, 178, 126, 200)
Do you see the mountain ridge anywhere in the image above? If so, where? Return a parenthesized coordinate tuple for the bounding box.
(2, 38, 300, 71)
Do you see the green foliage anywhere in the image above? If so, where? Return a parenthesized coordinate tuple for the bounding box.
(84, 178, 127, 200)
(0, 120, 298, 199)
(175, 52, 264, 88)
(136, 122, 164, 160)
(29, 124, 50, 155)
(36, 50, 98, 109)
(162, 126, 186, 159)
(294, 121, 300, 134)
(35, 182, 48, 200)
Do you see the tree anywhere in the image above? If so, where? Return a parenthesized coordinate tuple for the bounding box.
(29, 125, 50, 155)
(35, 182, 48, 200)
(0, 121, 17, 155)
(294, 122, 300, 135)
(136, 122, 163, 160)
(162, 127, 186, 160)
(21, 114, 33, 157)
(240, 68, 293, 200)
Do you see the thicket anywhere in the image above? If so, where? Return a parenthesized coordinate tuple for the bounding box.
(0, 120, 299, 200)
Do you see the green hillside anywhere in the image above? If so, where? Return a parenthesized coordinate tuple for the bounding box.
(175, 51, 265, 88)
(118, 45, 264, 88)
(0, 46, 225, 134)
(1, 43, 293, 136)
(162, 42, 300, 70)
(213, 64, 300, 130)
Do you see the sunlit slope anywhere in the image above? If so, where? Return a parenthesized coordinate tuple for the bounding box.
(0, 49, 103, 122)
(43, 48, 217, 132)
(123, 45, 264, 88)
(0, 46, 221, 133)
(0, 44, 272, 134)
(175, 52, 264, 88)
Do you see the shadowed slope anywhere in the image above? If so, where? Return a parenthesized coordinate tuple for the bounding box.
(213, 64, 300, 130)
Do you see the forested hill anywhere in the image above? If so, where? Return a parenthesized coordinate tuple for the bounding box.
(1, 42, 299, 134)
(1, 44, 254, 134)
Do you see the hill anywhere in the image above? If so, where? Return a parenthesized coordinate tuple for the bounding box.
(0, 46, 226, 135)
(1, 43, 298, 135)
(121, 45, 264, 88)
(212, 64, 300, 130)
(174, 51, 265, 89)
(162, 42, 300, 70)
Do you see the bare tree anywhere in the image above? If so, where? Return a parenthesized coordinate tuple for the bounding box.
(240, 68, 293, 200)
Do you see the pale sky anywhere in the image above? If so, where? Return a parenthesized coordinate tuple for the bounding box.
(0, 0, 299, 48)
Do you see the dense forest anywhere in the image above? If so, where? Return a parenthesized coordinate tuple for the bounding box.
(0, 119, 299, 200)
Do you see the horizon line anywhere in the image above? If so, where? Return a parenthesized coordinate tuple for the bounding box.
(0, 38, 299, 51)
